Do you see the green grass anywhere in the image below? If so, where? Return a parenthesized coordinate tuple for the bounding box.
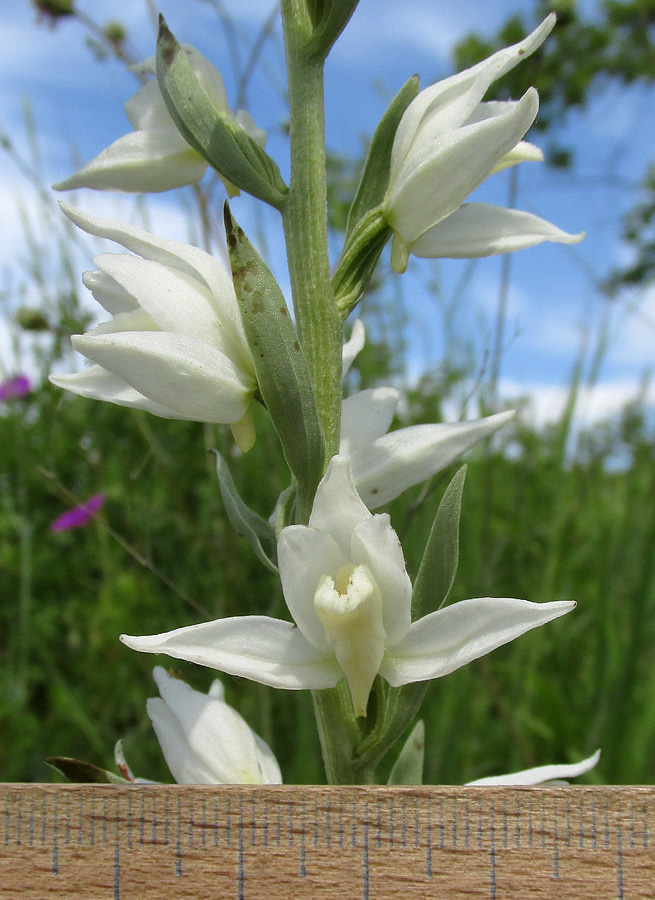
(2, 368, 654, 785)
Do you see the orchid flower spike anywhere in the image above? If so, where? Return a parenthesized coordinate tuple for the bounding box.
(53, 46, 266, 196)
(383, 14, 583, 273)
(49, 204, 257, 451)
(146, 667, 282, 785)
(122, 457, 575, 718)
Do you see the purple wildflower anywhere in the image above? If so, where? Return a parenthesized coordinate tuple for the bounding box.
(50, 493, 106, 533)
(0, 375, 31, 400)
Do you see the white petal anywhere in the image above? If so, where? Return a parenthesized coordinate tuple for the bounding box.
(492, 141, 543, 171)
(94, 253, 241, 358)
(340, 388, 401, 459)
(342, 319, 366, 378)
(49, 365, 189, 419)
(185, 45, 230, 114)
(468, 750, 601, 786)
(235, 108, 267, 148)
(121, 616, 342, 689)
(252, 733, 284, 784)
(73, 331, 253, 423)
(308, 456, 371, 557)
(149, 667, 280, 784)
(351, 410, 515, 509)
(412, 204, 584, 259)
(145, 699, 193, 779)
(53, 129, 207, 193)
(60, 204, 248, 362)
(390, 15, 554, 182)
(388, 89, 539, 244)
(82, 270, 139, 315)
(86, 308, 154, 336)
(350, 515, 412, 645)
(380, 597, 575, 685)
(278, 526, 347, 651)
(124, 80, 173, 130)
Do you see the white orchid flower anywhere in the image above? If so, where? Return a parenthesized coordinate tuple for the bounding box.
(122, 456, 575, 718)
(339, 320, 514, 508)
(383, 14, 583, 272)
(53, 47, 265, 195)
(145, 667, 282, 785)
(467, 749, 601, 786)
(49, 204, 257, 450)
(341, 388, 514, 508)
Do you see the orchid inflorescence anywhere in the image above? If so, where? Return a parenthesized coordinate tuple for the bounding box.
(51, 4, 598, 786)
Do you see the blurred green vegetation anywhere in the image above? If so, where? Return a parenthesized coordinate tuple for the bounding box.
(2, 0, 655, 787)
(3, 329, 655, 785)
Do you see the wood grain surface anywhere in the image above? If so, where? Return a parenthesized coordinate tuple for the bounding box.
(2, 784, 654, 899)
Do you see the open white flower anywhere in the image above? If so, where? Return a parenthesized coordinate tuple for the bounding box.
(341, 388, 513, 508)
(467, 749, 600, 786)
(49, 204, 257, 450)
(53, 46, 265, 195)
(146, 667, 281, 785)
(340, 321, 514, 508)
(122, 456, 575, 717)
(383, 14, 583, 272)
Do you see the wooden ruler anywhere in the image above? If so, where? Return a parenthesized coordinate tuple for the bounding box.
(2, 784, 655, 898)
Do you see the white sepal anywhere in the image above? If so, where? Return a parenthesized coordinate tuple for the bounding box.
(147, 667, 282, 784)
(467, 749, 601, 786)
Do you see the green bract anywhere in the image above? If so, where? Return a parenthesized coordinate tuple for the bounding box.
(332, 76, 419, 316)
(306, 0, 363, 60)
(156, 17, 288, 209)
(224, 205, 326, 521)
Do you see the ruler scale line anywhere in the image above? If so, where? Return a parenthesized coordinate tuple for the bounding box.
(300, 793, 306, 876)
(113, 795, 120, 900)
(489, 798, 496, 900)
(238, 796, 244, 900)
(363, 800, 369, 900)
(51, 793, 58, 875)
(617, 799, 624, 900)
(553, 797, 559, 879)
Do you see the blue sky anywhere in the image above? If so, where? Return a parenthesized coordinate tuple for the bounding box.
(1, 0, 654, 430)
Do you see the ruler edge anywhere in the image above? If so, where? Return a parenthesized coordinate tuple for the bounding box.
(3, 783, 655, 796)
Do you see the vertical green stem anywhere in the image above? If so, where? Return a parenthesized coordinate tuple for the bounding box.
(280, 0, 342, 466)
(280, 1, 369, 783)
(312, 684, 375, 784)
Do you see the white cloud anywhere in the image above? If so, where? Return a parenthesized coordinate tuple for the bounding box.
(499, 377, 654, 430)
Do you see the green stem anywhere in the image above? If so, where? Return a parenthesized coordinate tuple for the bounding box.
(280, 0, 365, 786)
(280, 0, 342, 467)
(312, 685, 375, 784)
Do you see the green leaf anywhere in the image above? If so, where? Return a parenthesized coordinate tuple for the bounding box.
(387, 720, 425, 785)
(412, 465, 467, 620)
(333, 207, 391, 319)
(156, 17, 288, 209)
(346, 75, 419, 242)
(332, 76, 419, 316)
(45, 756, 128, 784)
(211, 449, 278, 573)
(355, 680, 428, 770)
(224, 204, 326, 519)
